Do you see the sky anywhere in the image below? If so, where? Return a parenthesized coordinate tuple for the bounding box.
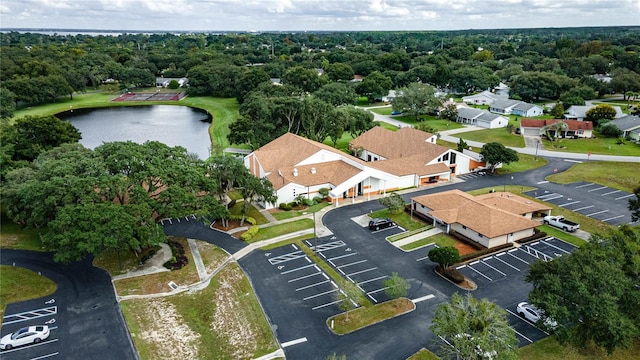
(0, 0, 638, 32)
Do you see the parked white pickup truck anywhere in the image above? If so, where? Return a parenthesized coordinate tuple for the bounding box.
(543, 215, 580, 232)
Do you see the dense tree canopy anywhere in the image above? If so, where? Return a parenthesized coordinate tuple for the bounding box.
(526, 226, 640, 354)
(1, 142, 231, 263)
(431, 293, 519, 360)
(391, 82, 442, 120)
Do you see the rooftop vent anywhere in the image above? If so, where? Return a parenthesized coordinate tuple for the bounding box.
(310, 167, 316, 174)
(292, 168, 298, 176)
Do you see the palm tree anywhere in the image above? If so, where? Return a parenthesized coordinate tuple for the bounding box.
(541, 120, 569, 141)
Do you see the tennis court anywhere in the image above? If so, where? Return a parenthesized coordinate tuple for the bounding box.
(112, 91, 186, 102)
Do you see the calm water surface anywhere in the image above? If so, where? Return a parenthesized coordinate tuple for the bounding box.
(60, 106, 212, 159)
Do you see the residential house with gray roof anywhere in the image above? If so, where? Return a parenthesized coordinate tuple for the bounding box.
(609, 115, 640, 142)
(457, 108, 509, 129)
(565, 105, 624, 121)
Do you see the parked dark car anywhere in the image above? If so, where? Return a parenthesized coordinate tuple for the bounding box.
(369, 218, 395, 230)
(390, 111, 402, 115)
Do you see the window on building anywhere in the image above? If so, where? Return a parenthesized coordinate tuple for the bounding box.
(478, 233, 484, 238)
(367, 155, 371, 161)
(462, 225, 467, 229)
(443, 153, 449, 162)
(450, 152, 456, 164)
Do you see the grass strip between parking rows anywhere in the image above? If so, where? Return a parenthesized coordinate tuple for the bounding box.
(0, 265, 57, 320)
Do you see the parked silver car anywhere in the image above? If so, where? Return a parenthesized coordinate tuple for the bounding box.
(517, 302, 558, 329)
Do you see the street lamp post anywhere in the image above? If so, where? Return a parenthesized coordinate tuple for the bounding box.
(313, 211, 317, 255)
(535, 139, 540, 160)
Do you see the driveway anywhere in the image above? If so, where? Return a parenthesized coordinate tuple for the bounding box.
(0, 250, 137, 360)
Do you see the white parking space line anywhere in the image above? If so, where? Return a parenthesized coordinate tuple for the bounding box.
(281, 264, 316, 275)
(367, 287, 390, 295)
(337, 259, 368, 269)
(536, 181, 549, 184)
(507, 249, 530, 264)
(601, 190, 621, 196)
(296, 280, 330, 291)
(288, 272, 322, 283)
(358, 275, 388, 285)
(602, 214, 626, 222)
(281, 337, 308, 348)
(415, 255, 430, 261)
(540, 239, 571, 254)
(412, 294, 435, 303)
(559, 201, 580, 207)
(481, 260, 507, 276)
(312, 300, 342, 310)
(535, 193, 559, 199)
(564, 159, 582, 163)
(494, 253, 521, 271)
(586, 209, 609, 217)
(466, 265, 493, 281)
(573, 205, 594, 211)
(541, 194, 563, 201)
(31, 352, 60, 360)
(303, 289, 339, 300)
(2, 306, 58, 325)
(346, 267, 377, 277)
(587, 186, 608, 192)
(327, 252, 358, 261)
(0, 339, 59, 354)
(615, 194, 635, 200)
(575, 183, 595, 188)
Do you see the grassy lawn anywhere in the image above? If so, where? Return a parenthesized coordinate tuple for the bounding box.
(94, 247, 143, 276)
(328, 298, 414, 335)
(13, 93, 240, 149)
(370, 209, 430, 231)
(0, 265, 57, 319)
(407, 348, 441, 360)
(537, 225, 588, 247)
(519, 336, 640, 360)
(499, 153, 549, 174)
(546, 162, 640, 193)
(0, 213, 46, 251)
(458, 128, 525, 147)
(228, 200, 269, 225)
(120, 263, 279, 360)
(269, 202, 331, 221)
(250, 219, 314, 242)
(542, 135, 640, 156)
(113, 238, 200, 296)
(196, 241, 231, 274)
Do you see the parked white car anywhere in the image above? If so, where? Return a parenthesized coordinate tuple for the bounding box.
(0, 325, 50, 350)
(517, 302, 558, 329)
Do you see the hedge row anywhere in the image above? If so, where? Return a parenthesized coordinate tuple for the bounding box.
(228, 214, 256, 225)
(240, 225, 259, 241)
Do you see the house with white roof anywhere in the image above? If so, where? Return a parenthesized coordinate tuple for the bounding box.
(457, 108, 509, 129)
(565, 105, 624, 121)
(244, 128, 485, 209)
(462, 90, 506, 105)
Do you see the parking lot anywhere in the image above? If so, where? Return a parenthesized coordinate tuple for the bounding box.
(456, 171, 487, 181)
(525, 182, 636, 225)
(1, 299, 59, 359)
(453, 237, 575, 287)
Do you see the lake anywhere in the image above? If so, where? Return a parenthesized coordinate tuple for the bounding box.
(59, 105, 213, 159)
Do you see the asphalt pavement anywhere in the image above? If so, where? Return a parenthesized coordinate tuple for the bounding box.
(0, 250, 137, 360)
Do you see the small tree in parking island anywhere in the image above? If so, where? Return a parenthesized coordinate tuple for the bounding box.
(428, 246, 460, 270)
(630, 186, 640, 222)
(335, 280, 363, 322)
(384, 272, 411, 300)
(379, 193, 405, 214)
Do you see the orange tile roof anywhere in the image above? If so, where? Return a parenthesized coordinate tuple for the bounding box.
(266, 160, 361, 190)
(412, 190, 542, 238)
(350, 126, 448, 162)
(475, 192, 552, 214)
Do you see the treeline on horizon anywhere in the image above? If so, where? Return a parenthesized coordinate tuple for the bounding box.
(1, 25, 639, 120)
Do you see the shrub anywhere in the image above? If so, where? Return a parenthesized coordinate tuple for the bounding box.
(318, 188, 330, 197)
(279, 202, 292, 211)
(442, 268, 465, 283)
(240, 225, 259, 241)
(313, 196, 324, 203)
(599, 123, 623, 138)
(229, 214, 256, 225)
(303, 198, 317, 206)
(163, 240, 189, 270)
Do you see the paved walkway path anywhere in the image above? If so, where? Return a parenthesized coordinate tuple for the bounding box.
(393, 227, 443, 248)
(187, 238, 207, 281)
(112, 242, 172, 280)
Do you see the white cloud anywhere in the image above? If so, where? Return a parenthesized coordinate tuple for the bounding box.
(0, 0, 637, 31)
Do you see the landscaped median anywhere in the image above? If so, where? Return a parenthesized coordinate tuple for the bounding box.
(327, 298, 415, 335)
